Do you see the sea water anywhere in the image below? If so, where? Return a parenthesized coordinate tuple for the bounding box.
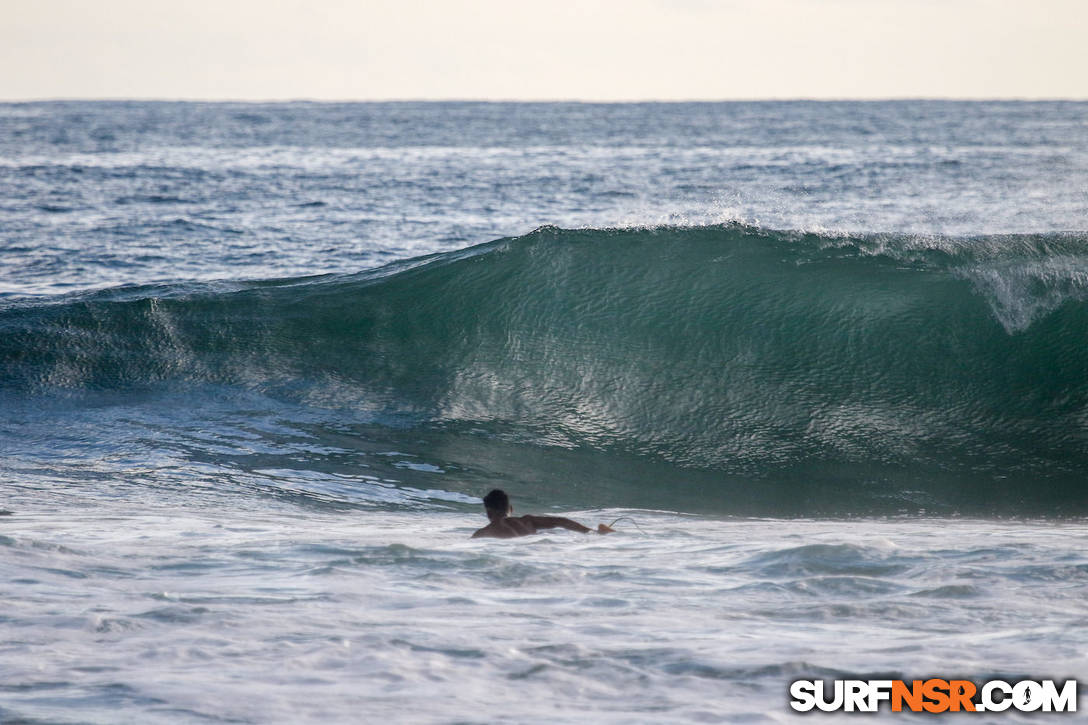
(1, 102, 1087, 723)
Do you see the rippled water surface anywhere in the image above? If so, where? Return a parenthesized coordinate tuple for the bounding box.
(4, 101, 1087, 296)
(3, 512, 1086, 723)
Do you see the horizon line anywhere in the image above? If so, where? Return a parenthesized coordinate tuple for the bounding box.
(4, 96, 1088, 104)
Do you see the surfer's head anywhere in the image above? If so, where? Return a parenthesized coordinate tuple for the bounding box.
(483, 489, 511, 521)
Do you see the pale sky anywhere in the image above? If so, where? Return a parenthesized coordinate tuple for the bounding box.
(2, 0, 1086, 101)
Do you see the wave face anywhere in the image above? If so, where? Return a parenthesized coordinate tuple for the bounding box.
(4, 225, 1087, 514)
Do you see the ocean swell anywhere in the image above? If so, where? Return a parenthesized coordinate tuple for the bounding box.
(3, 225, 1087, 513)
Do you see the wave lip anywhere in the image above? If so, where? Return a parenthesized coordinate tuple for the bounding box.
(3, 224, 1087, 514)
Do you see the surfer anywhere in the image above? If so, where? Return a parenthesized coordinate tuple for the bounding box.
(471, 489, 615, 539)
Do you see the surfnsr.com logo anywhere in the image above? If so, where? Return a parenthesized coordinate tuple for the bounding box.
(790, 679, 1078, 713)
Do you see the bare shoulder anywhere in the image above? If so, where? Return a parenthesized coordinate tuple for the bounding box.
(506, 516, 539, 535)
(471, 517, 537, 539)
(471, 522, 504, 538)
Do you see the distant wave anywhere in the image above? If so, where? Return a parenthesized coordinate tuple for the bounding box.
(4, 225, 1087, 514)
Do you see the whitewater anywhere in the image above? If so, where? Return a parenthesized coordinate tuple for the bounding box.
(2, 101, 1087, 723)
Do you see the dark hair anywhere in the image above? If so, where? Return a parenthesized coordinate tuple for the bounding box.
(482, 489, 510, 512)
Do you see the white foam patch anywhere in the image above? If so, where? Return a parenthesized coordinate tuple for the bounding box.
(962, 256, 1088, 333)
(1, 511, 1085, 722)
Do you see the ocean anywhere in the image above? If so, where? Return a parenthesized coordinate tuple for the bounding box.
(1, 101, 1086, 722)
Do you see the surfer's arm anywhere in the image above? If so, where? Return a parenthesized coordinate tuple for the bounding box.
(524, 515, 595, 534)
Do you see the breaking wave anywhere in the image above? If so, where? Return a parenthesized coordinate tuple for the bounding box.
(4, 225, 1087, 514)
